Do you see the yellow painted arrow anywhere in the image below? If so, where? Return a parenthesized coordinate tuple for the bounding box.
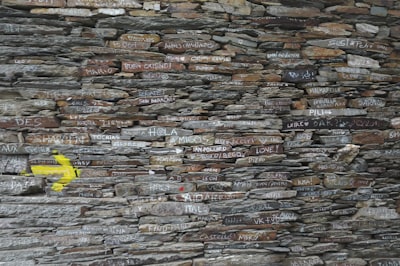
(30, 150, 80, 192)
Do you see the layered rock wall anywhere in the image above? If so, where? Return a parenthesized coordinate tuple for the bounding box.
(1, 0, 400, 265)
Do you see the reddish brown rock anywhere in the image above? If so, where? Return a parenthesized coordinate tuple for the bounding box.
(107, 41, 151, 50)
(302, 46, 345, 59)
(80, 66, 118, 76)
(352, 131, 385, 144)
(119, 33, 160, 43)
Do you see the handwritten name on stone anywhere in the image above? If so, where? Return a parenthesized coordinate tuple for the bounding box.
(0, 117, 59, 128)
(308, 98, 347, 109)
(122, 62, 185, 72)
(159, 40, 219, 52)
(107, 41, 150, 50)
(119, 33, 160, 43)
(248, 144, 283, 155)
(165, 55, 231, 63)
(308, 38, 392, 54)
(169, 192, 246, 202)
(186, 151, 246, 160)
(25, 133, 90, 145)
(0, 144, 51, 154)
(166, 134, 214, 146)
(122, 127, 193, 139)
(282, 68, 316, 83)
(182, 120, 282, 130)
(215, 136, 283, 146)
(67, 0, 142, 8)
(283, 118, 389, 130)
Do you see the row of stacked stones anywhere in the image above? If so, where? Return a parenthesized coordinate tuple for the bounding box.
(0, 0, 400, 265)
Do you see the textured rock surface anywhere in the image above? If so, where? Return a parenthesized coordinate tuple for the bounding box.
(0, 0, 400, 265)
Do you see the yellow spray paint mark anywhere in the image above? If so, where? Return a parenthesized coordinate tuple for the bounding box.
(30, 150, 80, 192)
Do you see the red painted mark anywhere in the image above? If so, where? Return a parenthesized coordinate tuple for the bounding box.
(179, 186, 185, 192)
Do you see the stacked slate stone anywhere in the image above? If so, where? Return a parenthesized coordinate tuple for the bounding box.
(1, 0, 400, 265)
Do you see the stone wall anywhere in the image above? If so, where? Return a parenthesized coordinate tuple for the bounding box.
(1, 0, 400, 265)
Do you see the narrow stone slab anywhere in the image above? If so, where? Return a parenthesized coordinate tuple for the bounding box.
(67, 0, 142, 8)
(283, 118, 389, 130)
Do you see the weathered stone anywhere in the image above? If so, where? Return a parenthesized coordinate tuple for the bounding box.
(266, 6, 323, 18)
(347, 54, 380, 68)
(122, 62, 185, 73)
(67, 0, 141, 8)
(354, 207, 400, 220)
(371, 6, 388, 16)
(25, 133, 90, 145)
(363, 149, 400, 159)
(107, 41, 151, 50)
(348, 97, 386, 108)
(0, 175, 43, 195)
(323, 174, 373, 189)
(285, 256, 324, 266)
(352, 131, 385, 144)
(283, 118, 389, 130)
(0, 117, 59, 129)
(158, 40, 219, 53)
(282, 68, 317, 83)
(302, 46, 345, 59)
(166, 134, 214, 146)
(150, 155, 183, 166)
(307, 38, 392, 54)
(31, 8, 95, 17)
(97, 16, 229, 31)
(3, 0, 65, 7)
(291, 109, 366, 117)
(183, 120, 282, 130)
(356, 23, 380, 34)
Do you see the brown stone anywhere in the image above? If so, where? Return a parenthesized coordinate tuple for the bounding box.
(232, 74, 262, 82)
(80, 66, 118, 76)
(292, 176, 320, 186)
(119, 33, 160, 43)
(326, 5, 369, 14)
(107, 41, 151, 50)
(302, 46, 345, 59)
(352, 131, 385, 144)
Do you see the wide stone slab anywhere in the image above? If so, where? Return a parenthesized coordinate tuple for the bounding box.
(96, 16, 229, 30)
(0, 175, 44, 195)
